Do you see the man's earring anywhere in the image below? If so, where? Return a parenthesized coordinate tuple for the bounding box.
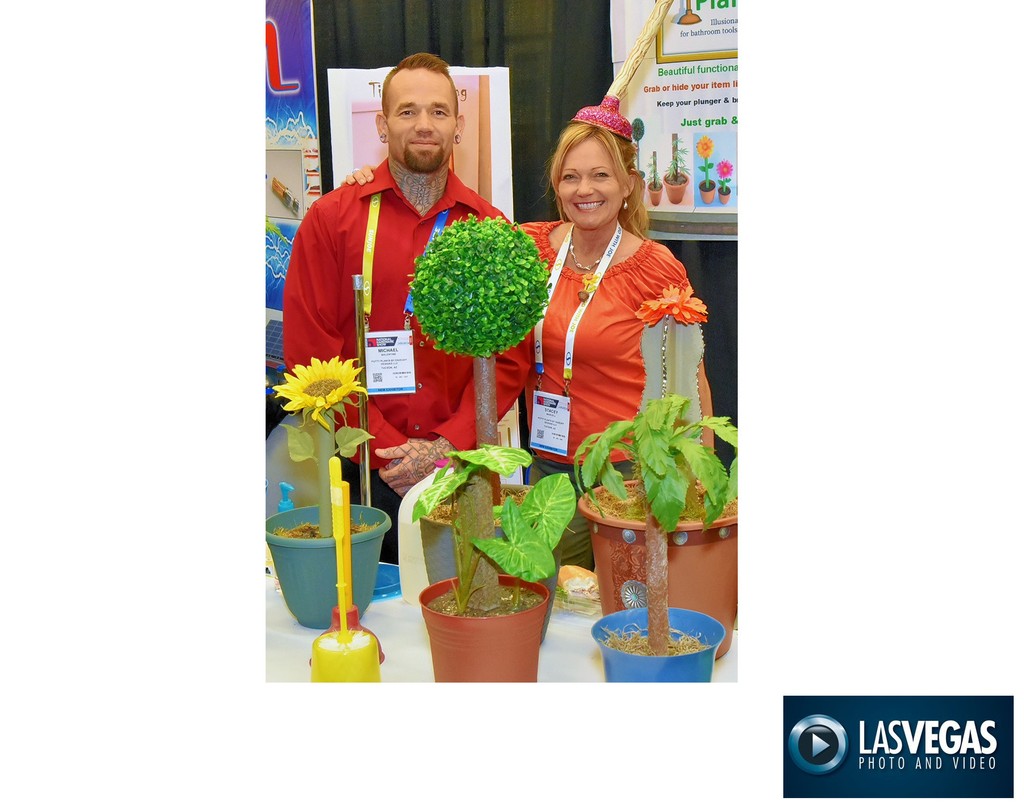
(379, 134, 387, 143)
(454, 134, 461, 144)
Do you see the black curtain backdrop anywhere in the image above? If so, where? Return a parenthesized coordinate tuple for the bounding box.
(309, 0, 737, 465)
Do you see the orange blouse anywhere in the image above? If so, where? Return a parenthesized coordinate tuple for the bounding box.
(496, 220, 694, 464)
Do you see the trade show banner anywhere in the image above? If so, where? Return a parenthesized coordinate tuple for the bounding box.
(327, 67, 515, 220)
(612, 0, 738, 224)
(265, 0, 320, 354)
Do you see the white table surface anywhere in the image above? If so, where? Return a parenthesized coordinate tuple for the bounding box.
(266, 576, 738, 683)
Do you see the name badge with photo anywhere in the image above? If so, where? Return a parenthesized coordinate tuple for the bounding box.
(364, 330, 416, 395)
(530, 391, 570, 455)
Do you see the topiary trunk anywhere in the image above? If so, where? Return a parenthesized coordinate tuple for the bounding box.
(462, 355, 501, 611)
(645, 509, 669, 655)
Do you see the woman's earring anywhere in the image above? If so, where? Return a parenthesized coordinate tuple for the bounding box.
(379, 134, 387, 143)
(623, 200, 628, 209)
(454, 134, 462, 144)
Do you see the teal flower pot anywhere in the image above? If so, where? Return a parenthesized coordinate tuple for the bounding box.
(266, 505, 391, 629)
(592, 608, 725, 682)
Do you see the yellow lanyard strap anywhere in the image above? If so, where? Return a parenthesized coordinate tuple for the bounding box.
(360, 193, 383, 321)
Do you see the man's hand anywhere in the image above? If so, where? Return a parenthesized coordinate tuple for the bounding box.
(375, 436, 455, 496)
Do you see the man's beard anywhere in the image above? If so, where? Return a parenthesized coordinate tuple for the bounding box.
(403, 144, 447, 173)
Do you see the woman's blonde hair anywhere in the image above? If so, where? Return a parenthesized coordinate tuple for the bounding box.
(547, 122, 649, 238)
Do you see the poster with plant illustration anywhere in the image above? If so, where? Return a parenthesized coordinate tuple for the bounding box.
(612, 0, 738, 222)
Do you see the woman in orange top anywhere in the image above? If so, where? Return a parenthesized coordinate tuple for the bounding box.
(496, 120, 712, 569)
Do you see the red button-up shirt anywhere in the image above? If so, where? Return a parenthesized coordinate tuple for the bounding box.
(283, 160, 508, 468)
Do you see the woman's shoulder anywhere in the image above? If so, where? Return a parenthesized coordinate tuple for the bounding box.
(518, 220, 560, 238)
(518, 220, 564, 259)
(610, 237, 685, 280)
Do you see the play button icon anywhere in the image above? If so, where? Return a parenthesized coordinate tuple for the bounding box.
(811, 731, 832, 758)
(788, 715, 849, 775)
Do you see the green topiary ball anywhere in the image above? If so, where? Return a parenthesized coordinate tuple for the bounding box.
(412, 216, 550, 357)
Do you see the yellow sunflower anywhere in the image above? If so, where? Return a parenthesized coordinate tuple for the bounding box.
(273, 357, 366, 429)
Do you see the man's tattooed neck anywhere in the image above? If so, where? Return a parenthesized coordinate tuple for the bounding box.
(390, 159, 447, 216)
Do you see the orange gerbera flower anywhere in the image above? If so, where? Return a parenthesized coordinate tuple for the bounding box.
(696, 135, 715, 160)
(636, 284, 709, 327)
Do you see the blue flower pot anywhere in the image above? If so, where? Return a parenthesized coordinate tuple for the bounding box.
(591, 608, 725, 682)
(266, 505, 391, 629)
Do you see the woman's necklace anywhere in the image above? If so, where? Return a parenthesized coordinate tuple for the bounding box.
(568, 233, 600, 273)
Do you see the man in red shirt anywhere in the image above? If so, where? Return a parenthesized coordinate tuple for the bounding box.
(283, 53, 507, 563)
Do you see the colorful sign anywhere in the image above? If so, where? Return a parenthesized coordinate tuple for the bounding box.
(266, 0, 319, 331)
(612, 0, 738, 221)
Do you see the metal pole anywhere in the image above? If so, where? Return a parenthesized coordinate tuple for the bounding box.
(353, 275, 372, 508)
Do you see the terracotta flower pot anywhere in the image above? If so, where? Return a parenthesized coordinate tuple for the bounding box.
(418, 484, 559, 641)
(699, 180, 717, 204)
(578, 483, 737, 658)
(718, 186, 732, 205)
(647, 183, 663, 206)
(419, 575, 550, 682)
(664, 174, 689, 204)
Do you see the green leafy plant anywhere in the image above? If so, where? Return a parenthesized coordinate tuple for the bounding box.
(412, 216, 549, 357)
(413, 445, 576, 614)
(647, 151, 662, 190)
(412, 215, 568, 613)
(664, 134, 690, 185)
(574, 394, 737, 653)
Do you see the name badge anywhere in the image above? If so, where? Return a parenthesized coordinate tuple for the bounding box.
(364, 330, 416, 395)
(530, 391, 571, 455)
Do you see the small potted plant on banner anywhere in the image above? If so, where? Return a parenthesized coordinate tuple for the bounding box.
(632, 117, 646, 180)
(663, 133, 690, 204)
(646, 151, 663, 206)
(696, 134, 717, 204)
(715, 158, 733, 204)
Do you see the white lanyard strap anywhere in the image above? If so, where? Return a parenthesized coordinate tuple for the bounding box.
(534, 223, 622, 393)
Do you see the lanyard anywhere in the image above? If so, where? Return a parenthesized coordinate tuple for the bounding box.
(361, 192, 449, 327)
(534, 223, 622, 394)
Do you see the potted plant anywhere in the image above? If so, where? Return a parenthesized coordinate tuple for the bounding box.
(412, 446, 575, 681)
(576, 392, 738, 679)
(696, 134, 717, 204)
(409, 215, 577, 681)
(574, 284, 739, 680)
(632, 117, 645, 180)
(266, 356, 392, 630)
(415, 474, 565, 641)
(646, 150, 663, 206)
(663, 133, 690, 204)
(716, 158, 733, 204)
